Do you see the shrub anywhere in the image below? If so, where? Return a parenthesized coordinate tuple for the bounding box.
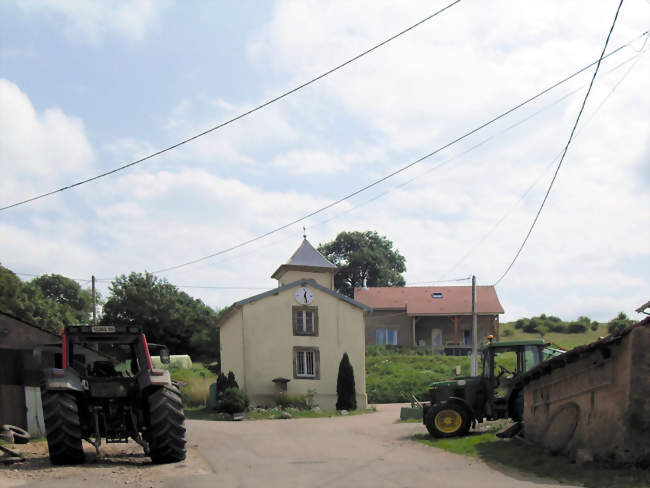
(590, 321, 599, 331)
(567, 322, 587, 334)
(523, 321, 540, 333)
(275, 394, 309, 409)
(547, 323, 566, 333)
(226, 371, 239, 390)
(607, 312, 637, 335)
(514, 319, 527, 330)
(216, 372, 228, 395)
(336, 353, 356, 410)
(502, 328, 514, 337)
(218, 387, 249, 414)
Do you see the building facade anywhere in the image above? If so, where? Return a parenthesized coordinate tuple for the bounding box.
(354, 286, 504, 354)
(217, 239, 370, 410)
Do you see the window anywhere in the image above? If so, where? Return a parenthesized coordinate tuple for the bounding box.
(292, 306, 318, 336)
(376, 328, 398, 345)
(431, 292, 443, 299)
(293, 347, 319, 379)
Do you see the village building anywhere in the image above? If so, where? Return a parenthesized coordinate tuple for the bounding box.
(0, 312, 58, 437)
(217, 239, 371, 410)
(354, 286, 504, 354)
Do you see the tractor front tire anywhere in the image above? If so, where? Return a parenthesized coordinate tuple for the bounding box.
(42, 391, 85, 465)
(424, 402, 471, 438)
(147, 388, 186, 464)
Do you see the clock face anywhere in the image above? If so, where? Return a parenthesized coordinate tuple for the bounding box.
(295, 287, 314, 305)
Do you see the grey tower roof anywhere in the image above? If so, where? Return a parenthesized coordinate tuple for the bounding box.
(271, 239, 338, 280)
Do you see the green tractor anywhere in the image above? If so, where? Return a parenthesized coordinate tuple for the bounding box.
(37, 325, 186, 464)
(422, 338, 550, 438)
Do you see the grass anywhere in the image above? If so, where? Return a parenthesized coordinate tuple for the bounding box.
(366, 354, 470, 403)
(500, 322, 610, 350)
(186, 406, 376, 421)
(168, 364, 217, 407)
(414, 433, 650, 488)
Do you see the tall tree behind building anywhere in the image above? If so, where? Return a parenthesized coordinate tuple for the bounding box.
(318, 231, 406, 298)
(100, 271, 220, 359)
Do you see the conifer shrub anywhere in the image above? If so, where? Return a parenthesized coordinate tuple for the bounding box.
(216, 372, 228, 395)
(218, 387, 250, 414)
(336, 353, 357, 410)
(226, 371, 239, 389)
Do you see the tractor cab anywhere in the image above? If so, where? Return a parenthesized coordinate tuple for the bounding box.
(423, 338, 549, 438)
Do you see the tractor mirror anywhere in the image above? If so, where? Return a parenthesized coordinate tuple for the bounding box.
(159, 348, 170, 365)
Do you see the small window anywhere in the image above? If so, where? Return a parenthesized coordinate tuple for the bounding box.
(376, 328, 398, 345)
(293, 306, 318, 336)
(293, 347, 319, 379)
(431, 292, 443, 299)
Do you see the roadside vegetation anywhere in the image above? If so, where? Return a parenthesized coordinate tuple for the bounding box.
(414, 432, 649, 488)
(168, 364, 216, 407)
(500, 312, 636, 350)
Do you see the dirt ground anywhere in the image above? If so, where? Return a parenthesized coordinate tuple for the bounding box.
(0, 440, 210, 488)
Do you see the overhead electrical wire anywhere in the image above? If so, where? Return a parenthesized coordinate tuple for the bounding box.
(445, 46, 647, 281)
(149, 32, 647, 275)
(0, 0, 462, 213)
(492, 0, 626, 286)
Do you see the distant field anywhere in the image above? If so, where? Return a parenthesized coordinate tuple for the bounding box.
(499, 322, 610, 350)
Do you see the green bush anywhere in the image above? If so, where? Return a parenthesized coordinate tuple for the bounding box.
(275, 394, 309, 409)
(218, 387, 249, 414)
(336, 353, 356, 410)
(502, 328, 514, 337)
(216, 372, 228, 395)
(547, 323, 566, 333)
(226, 371, 239, 389)
(567, 322, 587, 334)
(590, 321, 599, 331)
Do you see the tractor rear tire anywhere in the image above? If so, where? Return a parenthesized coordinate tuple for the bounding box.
(147, 388, 186, 464)
(424, 402, 471, 438)
(42, 391, 85, 465)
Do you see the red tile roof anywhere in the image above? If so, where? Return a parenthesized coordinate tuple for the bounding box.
(353, 286, 504, 315)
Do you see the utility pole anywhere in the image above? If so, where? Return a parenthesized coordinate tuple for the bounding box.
(471, 275, 478, 376)
(92, 275, 97, 325)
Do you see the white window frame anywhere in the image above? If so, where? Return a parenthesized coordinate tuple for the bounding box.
(293, 306, 318, 336)
(293, 347, 319, 379)
(376, 328, 398, 345)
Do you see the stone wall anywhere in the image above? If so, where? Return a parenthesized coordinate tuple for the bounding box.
(522, 322, 649, 466)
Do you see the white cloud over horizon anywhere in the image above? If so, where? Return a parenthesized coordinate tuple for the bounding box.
(1, 1, 648, 324)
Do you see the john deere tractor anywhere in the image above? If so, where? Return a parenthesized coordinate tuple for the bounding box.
(38, 325, 186, 465)
(422, 338, 550, 438)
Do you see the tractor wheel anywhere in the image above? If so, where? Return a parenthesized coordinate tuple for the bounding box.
(424, 403, 471, 438)
(41, 391, 85, 465)
(147, 388, 186, 464)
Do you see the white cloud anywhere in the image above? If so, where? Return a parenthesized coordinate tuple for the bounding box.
(0, 79, 94, 205)
(15, 0, 170, 42)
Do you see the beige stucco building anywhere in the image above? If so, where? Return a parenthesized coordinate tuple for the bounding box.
(216, 239, 370, 410)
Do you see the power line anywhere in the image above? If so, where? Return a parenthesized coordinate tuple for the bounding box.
(0, 0, 462, 213)
(493, 0, 626, 286)
(150, 32, 646, 275)
(444, 47, 646, 281)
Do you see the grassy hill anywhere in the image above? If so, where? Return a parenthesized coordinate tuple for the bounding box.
(499, 321, 609, 350)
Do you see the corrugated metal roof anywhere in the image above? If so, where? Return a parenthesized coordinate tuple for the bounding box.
(353, 286, 504, 315)
(271, 239, 337, 279)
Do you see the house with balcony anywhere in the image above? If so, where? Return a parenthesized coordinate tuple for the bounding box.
(354, 286, 504, 355)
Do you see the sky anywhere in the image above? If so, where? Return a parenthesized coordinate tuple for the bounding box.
(1, 0, 648, 323)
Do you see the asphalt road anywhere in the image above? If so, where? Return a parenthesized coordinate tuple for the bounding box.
(1, 404, 571, 488)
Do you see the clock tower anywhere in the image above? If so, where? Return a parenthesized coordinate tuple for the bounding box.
(271, 238, 338, 289)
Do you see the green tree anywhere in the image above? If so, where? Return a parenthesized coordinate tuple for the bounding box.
(0, 265, 93, 333)
(336, 352, 357, 410)
(318, 231, 406, 298)
(100, 272, 219, 358)
(607, 312, 635, 335)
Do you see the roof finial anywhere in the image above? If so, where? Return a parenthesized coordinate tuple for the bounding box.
(302, 226, 307, 239)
